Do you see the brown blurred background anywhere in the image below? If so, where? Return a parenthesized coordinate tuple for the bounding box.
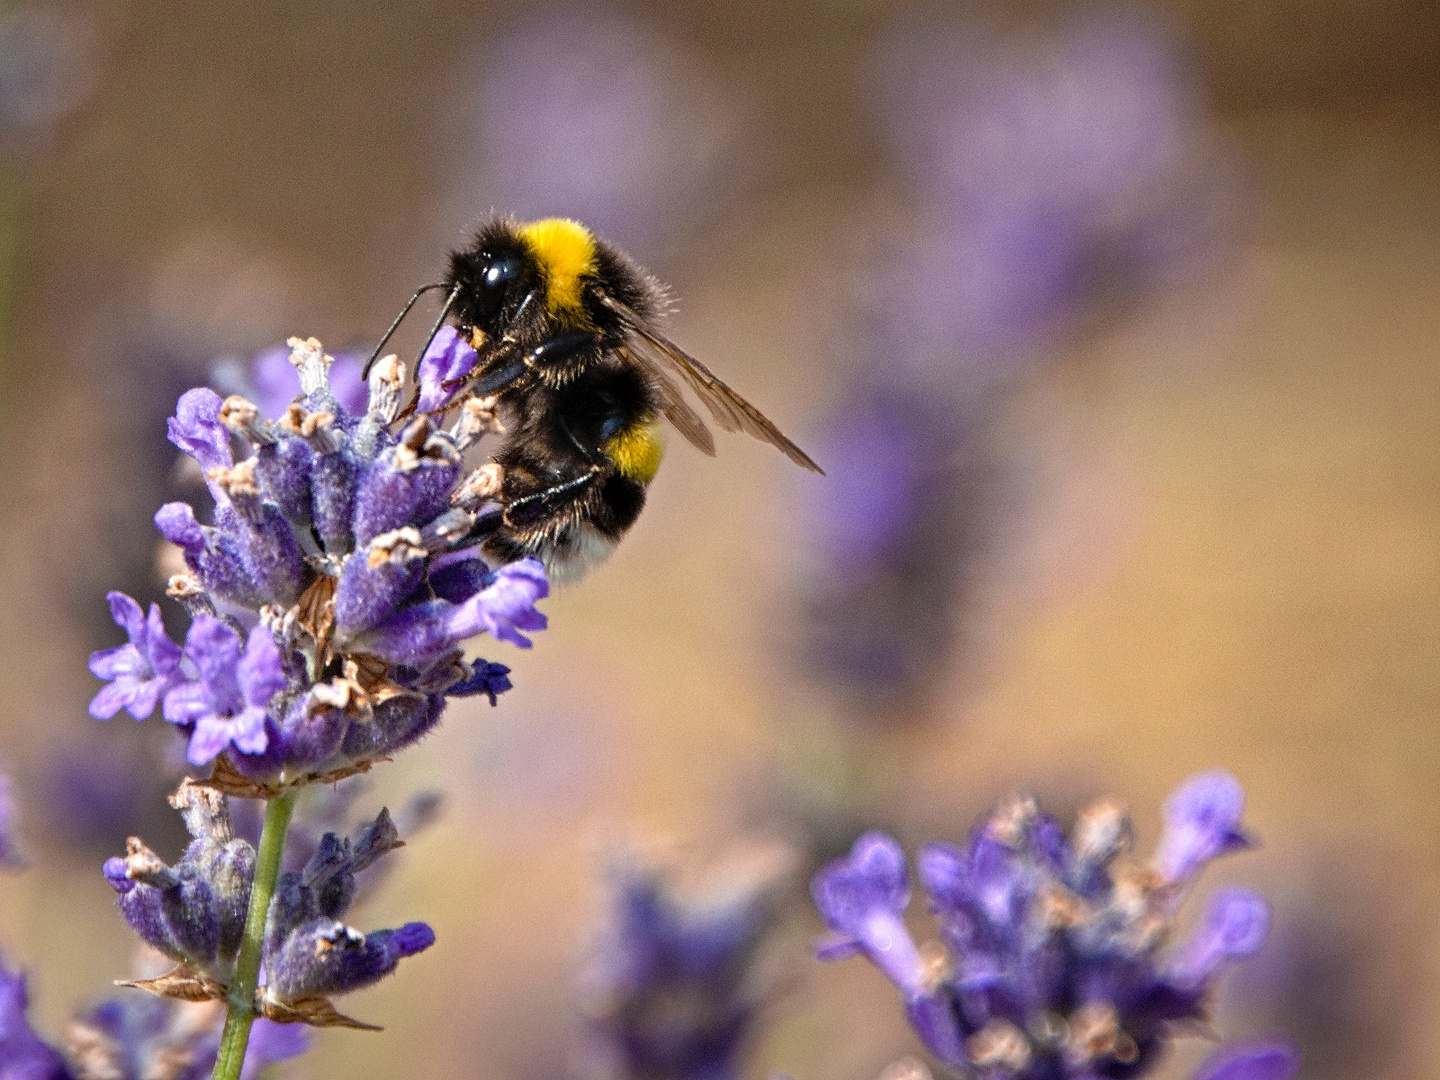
(0, 1, 1436, 1078)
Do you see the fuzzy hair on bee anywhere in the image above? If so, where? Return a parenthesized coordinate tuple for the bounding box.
(372, 215, 822, 583)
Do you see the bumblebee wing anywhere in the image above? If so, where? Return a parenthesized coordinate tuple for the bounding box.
(604, 296, 824, 473)
(648, 362, 716, 457)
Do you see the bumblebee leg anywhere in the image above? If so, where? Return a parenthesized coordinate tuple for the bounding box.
(502, 466, 603, 528)
(454, 331, 600, 403)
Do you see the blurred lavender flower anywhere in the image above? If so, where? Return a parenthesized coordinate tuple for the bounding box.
(858, 11, 1239, 377)
(792, 388, 985, 708)
(1231, 852, 1425, 1080)
(64, 996, 307, 1080)
(0, 5, 90, 145)
(0, 774, 25, 870)
(0, 955, 70, 1079)
(811, 771, 1277, 1079)
(452, 7, 742, 258)
(211, 343, 369, 421)
(88, 337, 546, 792)
(103, 779, 432, 1028)
(0, 967, 309, 1080)
(579, 841, 794, 1080)
(876, 1040, 1298, 1080)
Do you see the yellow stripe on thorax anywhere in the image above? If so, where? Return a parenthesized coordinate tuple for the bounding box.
(604, 420, 664, 484)
(517, 218, 596, 317)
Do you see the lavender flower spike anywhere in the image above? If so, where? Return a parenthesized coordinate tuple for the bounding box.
(96, 341, 547, 789)
(812, 772, 1271, 1079)
(66, 995, 310, 1080)
(162, 619, 286, 766)
(581, 840, 793, 1080)
(88, 592, 183, 720)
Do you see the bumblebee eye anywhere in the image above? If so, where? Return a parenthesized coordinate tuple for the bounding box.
(484, 257, 521, 288)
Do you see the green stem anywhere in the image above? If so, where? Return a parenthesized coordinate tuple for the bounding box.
(212, 789, 298, 1080)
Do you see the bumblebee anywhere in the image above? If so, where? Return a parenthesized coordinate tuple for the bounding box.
(367, 217, 822, 581)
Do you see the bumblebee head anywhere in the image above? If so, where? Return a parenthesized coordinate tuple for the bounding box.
(446, 222, 541, 339)
(448, 218, 599, 342)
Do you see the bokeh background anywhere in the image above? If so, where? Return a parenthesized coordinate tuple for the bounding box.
(0, 0, 1437, 1078)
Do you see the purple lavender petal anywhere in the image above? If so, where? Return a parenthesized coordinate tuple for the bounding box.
(1191, 1041, 1300, 1080)
(444, 660, 512, 705)
(906, 986, 969, 1067)
(154, 502, 206, 555)
(102, 856, 131, 893)
(1167, 888, 1270, 988)
(167, 387, 232, 473)
(181, 616, 243, 712)
(1155, 769, 1251, 883)
(237, 626, 285, 709)
(446, 556, 549, 648)
(238, 1019, 311, 1080)
(359, 558, 549, 666)
(415, 326, 478, 413)
(186, 715, 237, 766)
(163, 618, 280, 765)
(88, 593, 183, 721)
(810, 832, 926, 996)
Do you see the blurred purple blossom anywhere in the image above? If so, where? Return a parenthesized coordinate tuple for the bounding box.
(791, 389, 985, 706)
(1233, 855, 1426, 1080)
(0, 955, 70, 1079)
(812, 772, 1277, 1079)
(579, 841, 793, 1080)
(0, 5, 91, 144)
(452, 7, 743, 257)
(211, 343, 369, 420)
(1191, 1041, 1300, 1080)
(856, 10, 1241, 376)
(0, 775, 24, 870)
(70, 995, 308, 1080)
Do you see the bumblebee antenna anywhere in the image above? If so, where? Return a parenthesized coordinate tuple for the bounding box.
(412, 282, 465, 368)
(362, 282, 447, 380)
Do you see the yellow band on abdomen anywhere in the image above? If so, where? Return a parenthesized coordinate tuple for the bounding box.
(604, 420, 664, 484)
